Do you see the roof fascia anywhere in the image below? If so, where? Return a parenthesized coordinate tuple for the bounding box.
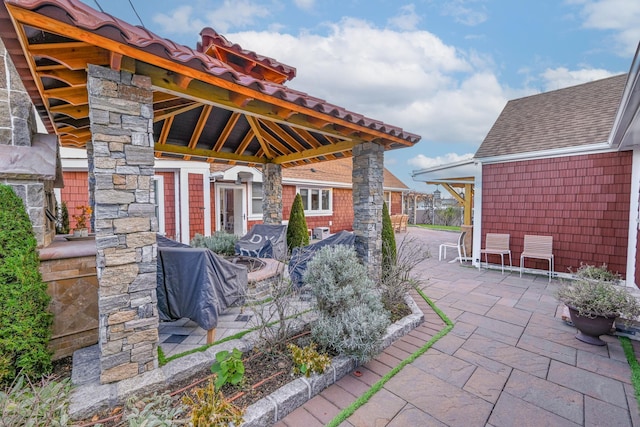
(475, 142, 617, 165)
(610, 42, 640, 149)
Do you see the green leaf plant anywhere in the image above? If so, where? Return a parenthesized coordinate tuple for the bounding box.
(210, 348, 245, 390)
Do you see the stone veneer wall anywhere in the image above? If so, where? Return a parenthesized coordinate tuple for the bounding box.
(263, 163, 283, 224)
(0, 39, 56, 247)
(352, 142, 384, 280)
(87, 64, 159, 383)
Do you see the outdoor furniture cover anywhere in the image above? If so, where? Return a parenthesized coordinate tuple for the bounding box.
(235, 224, 287, 259)
(289, 230, 355, 288)
(156, 236, 248, 331)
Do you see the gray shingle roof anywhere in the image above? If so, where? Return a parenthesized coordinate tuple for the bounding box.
(475, 74, 627, 159)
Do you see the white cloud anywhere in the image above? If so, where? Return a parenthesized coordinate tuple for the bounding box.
(388, 4, 422, 31)
(541, 67, 619, 91)
(575, 0, 640, 56)
(293, 0, 315, 11)
(226, 18, 506, 145)
(153, 5, 206, 35)
(441, 0, 488, 26)
(153, 1, 272, 34)
(407, 152, 474, 170)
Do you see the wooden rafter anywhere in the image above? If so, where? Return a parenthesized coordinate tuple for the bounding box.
(154, 142, 265, 164)
(188, 105, 213, 149)
(213, 112, 241, 151)
(43, 86, 87, 105)
(272, 140, 357, 164)
(29, 42, 109, 70)
(50, 104, 89, 119)
(246, 116, 272, 159)
(158, 116, 174, 145)
(39, 69, 86, 87)
(153, 102, 202, 123)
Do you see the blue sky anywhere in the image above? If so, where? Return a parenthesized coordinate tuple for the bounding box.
(95, 0, 639, 190)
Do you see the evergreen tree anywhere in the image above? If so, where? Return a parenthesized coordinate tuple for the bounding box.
(382, 201, 397, 276)
(0, 184, 53, 382)
(287, 193, 309, 252)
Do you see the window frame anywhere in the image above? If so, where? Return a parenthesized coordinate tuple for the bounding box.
(296, 186, 333, 216)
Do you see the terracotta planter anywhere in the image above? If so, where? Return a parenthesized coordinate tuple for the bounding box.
(567, 305, 616, 346)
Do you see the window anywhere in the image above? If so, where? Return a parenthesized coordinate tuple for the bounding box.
(250, 182, 263, 216)
(384, 191, 391, 212)
(153, 176, 165, 235)
(297, 187, 332, 214)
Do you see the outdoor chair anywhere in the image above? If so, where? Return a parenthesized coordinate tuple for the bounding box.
(439, 231, 467, 263)
(398, 214, 408, 232)
(480, 233, 512, 274)
(520, 234, 554, 282)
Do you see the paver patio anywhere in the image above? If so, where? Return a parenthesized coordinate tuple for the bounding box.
(275, 227, 640, 427)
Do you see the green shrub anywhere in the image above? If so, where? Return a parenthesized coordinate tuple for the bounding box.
(190, 232, 238, 256)
(306, 245, 390, 363)
(287, 342, 331, 377)
(210, 348, 245, 390)
(381, 202, 396, 277)
(0, 184, 53, 383)
(124, 392, 186, 426)
(0, 375, 71, 426)
(287, 193, 309, 252)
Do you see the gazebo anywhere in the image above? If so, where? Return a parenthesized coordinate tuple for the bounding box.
(0, 0, 420, 384)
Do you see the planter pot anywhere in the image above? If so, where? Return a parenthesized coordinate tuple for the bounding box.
(567, 305, 616, 346)
(73, 228, 89, 237)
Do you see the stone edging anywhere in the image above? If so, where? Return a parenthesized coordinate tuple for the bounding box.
(241, 293, 424, 426)
(68, 294, 424, 421)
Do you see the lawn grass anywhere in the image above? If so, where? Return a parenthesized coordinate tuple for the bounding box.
(413, 224, 461, 232)
(619, 336, 640, 410)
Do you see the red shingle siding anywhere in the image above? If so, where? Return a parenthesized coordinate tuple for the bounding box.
(390, 192, 403, 215)
(156, 172, 176, 240)
(188, 174, 204, 240)
(61, 171, 89, 232)
(482, 152, 631, 277)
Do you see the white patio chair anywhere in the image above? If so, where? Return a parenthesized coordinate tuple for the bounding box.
(480, 233, 512, 274)
(520, 234, 554, 282)
(439, 231, 467, 263)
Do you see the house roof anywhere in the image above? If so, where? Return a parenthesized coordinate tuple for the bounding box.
(475, 74, 627, 159)
(0, 0, 420, 168)
(209, 158, 409, 189)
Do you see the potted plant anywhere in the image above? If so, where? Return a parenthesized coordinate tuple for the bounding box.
(72, 205, 92, 237)
(556, 263, 640, 345)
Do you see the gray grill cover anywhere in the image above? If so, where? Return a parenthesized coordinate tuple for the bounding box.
(235, 224, 287, 259)
(289, 230, 355, 288)
(157, 245, 247, 331)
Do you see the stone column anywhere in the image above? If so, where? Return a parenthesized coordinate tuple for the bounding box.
(352, 142, 384, 280)
(87, 64, 158, 384)
(262, 163, 283, 224)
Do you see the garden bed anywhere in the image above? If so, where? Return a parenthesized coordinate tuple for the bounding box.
(68, 293, 423, 425)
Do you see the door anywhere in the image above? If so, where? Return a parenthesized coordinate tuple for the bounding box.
(217, 184, 247, 236)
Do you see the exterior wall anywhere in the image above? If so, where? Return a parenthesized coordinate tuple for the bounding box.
(156, 171, 176, 239)
(281, 185, 353, 233)
(188, 173, 204, 240)
(390, 192, 403, 215)
(61, 171, 90, 232)
(482, 151, 632, 276)
(0, 40, 56, 247)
